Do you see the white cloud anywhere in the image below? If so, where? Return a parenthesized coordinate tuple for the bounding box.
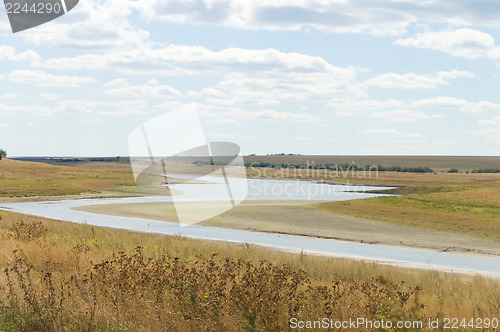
(0, 46, 41, 62)
(189, 65, 362, 108)
(488, 47, 500, 60)
(199, 88, 227, 98)
(411, 96, 467, 108)
(104, 79, 182, 98)
(1, 93, 20, 99)
(39, 45, 351, 77)
(55, 99, 147, 115)
(395, 29, 498, 59)
(478, 119, 498, 125)
(206, 119, 240, 124)
(362, 70, 474, 89)
(412, 97, 500, 113)
(10, 70, 95, 87)
(136, 0, 500, 35)
(39, 93, 60, 101)
(55, 99, 98, 114)
(358, 128, 401, 135)
(0, 46, 16, 60)
(225, 109, 321, 122)
(98, 99, 147, 116)
(331, 99, 407, 116)
(334, 96, 500, 120)
(16, 50, 42, 62)
(208, 133, 259, 140)
(372, 109, 434, 122)
(22, 0, 149, 51)
(136, 0, 409, 35)
(0, 103, 53, 116)
(154, 101, 220, 119)
(478, 115, 500, 125)
(357, 128, 425, 139)
(437, 70, 476, 79)
(460, 101, 500, 113)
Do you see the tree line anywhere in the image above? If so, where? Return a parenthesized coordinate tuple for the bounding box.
(193, 160, 435, 173)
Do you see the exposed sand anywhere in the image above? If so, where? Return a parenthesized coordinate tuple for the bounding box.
(0, 187, 184, 204)
(75, 200, 500, 257)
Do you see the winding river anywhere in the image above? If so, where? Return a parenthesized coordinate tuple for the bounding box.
(1, 177, 499, 276)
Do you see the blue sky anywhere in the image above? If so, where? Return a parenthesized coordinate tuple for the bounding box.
(0, 0, 500, 156)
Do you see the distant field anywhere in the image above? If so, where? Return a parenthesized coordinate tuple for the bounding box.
(14, 155, 500, 172)
(2, 157, 500, 243)
(244, 155, 500, 172)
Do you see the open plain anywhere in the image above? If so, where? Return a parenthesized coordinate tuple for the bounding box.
(0, 156, 499, 331)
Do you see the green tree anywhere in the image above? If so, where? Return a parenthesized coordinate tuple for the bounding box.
(0, 149, 6, 160)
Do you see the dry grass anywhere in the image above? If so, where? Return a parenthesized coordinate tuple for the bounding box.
(243, 155, 500, 172)
(0, 211, 499, 331)
(1, 158, 500, 330)
(0, 159, 134, 198)
(320, 186, 500, 242)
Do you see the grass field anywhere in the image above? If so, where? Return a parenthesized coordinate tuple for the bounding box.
(2, 157, 499, 243)
(244, 155, 500, 172)
(1, 157, 499, 330)
(320, 187, 500, 242)
(0, 159, 134, 198)
(243, 159, 500, 243)
(0, 159, 187, 199)
(0, 211, 499, 331)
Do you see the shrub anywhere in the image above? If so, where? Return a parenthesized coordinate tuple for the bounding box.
(7, 221, 48, 241)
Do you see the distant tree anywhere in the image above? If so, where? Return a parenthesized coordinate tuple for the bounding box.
(0, 149, 6, 160)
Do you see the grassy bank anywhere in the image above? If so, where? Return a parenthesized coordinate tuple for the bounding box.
(76, 200, 500, 255)
(244, 165, 500, 242)
(319, 184, 500, 242)
(2, 158, 500, 244)
(0, 211, 499, 331)
(0, 159, 134, 198)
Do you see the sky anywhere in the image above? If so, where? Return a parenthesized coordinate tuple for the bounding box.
(0, 0, 500, 157)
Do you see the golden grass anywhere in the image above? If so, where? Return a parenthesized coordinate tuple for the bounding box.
(244, 155, 500, 172)
(0, 159, 135, 198)
(0, 211, 499, 331)
(320, 187, 500, 242)
(246, 165, 500, 189)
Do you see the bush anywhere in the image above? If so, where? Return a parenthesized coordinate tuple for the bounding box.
(1, 248, 424, 332)
(7, 221, 47, 241)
